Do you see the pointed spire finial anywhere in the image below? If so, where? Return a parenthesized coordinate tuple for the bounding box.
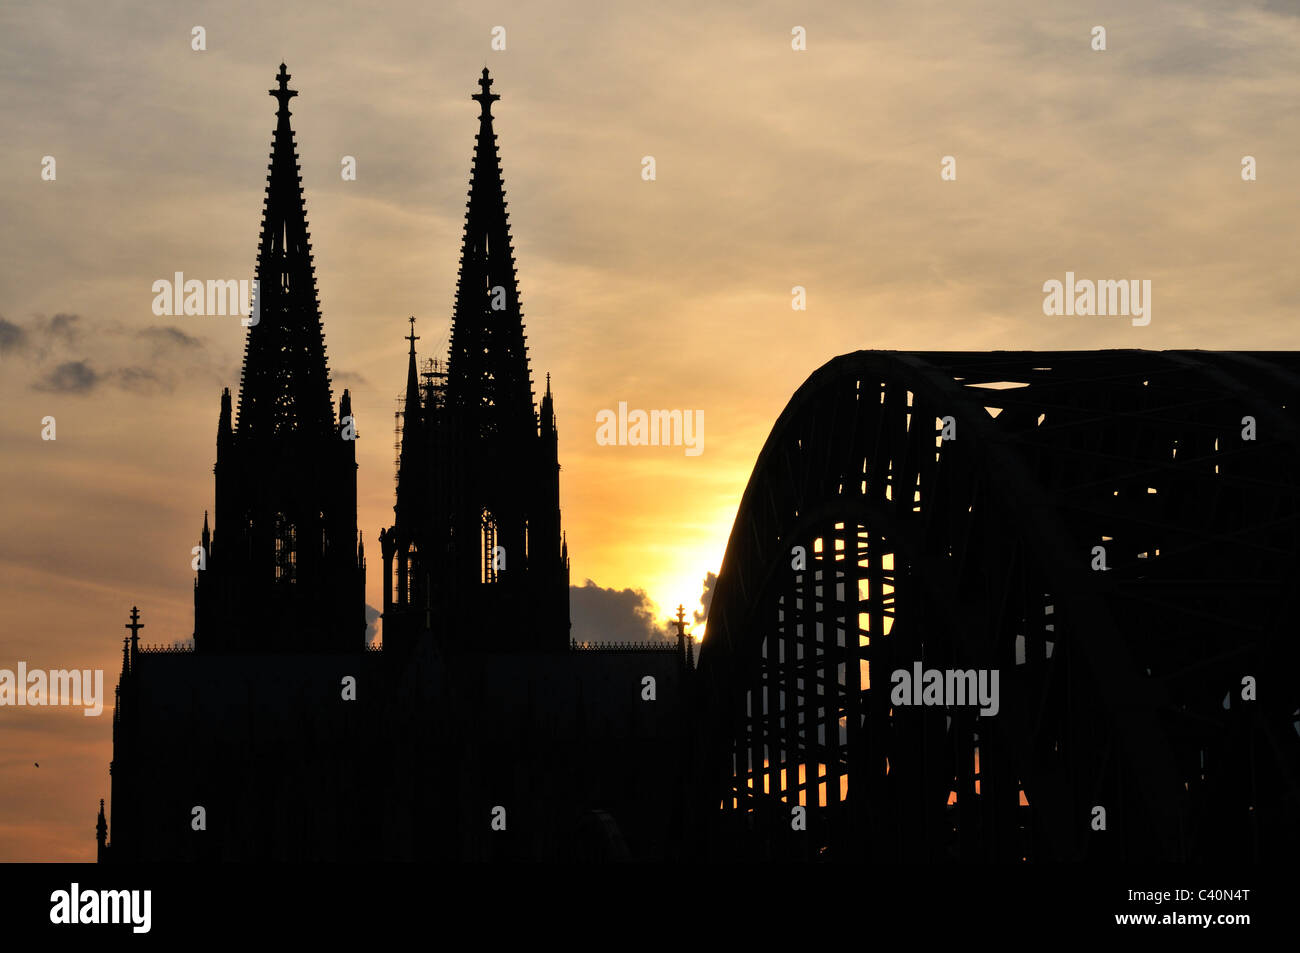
(126, 606, 143, 663)
(674, 604, 690, 665)
(406, 316, 419, 356)
(270, 62, 298, 114)
(472, 67, 500, 119)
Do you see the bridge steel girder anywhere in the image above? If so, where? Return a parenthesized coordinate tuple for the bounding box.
(695, 350, 1300, 862)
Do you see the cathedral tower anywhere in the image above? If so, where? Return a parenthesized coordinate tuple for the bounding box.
(382, 69, 569, 652)
(194, 64, 366, 653)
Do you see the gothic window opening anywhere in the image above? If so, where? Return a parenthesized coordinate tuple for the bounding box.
(406, 541, 419, 604)
(274, 511, 297, 584)
(481, 509, 498, 584)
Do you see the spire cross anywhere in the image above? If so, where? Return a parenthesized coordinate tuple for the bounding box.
(674, 605, 688, 639)
(125, 606, 144, 641)
(270, 63, 298, 113)
(472, 68, 500, 118)
(406, 316, 419, 354)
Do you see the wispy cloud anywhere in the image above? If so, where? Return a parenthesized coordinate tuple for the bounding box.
(8, 314, 216, 396)
(44, 313, 82, 344)
(32, 360, 99, 394)
(333, 369, 368, 388)
(0, 317, 28, 353)
(114, 366, 170, 394)
(137, 326, 203, 350)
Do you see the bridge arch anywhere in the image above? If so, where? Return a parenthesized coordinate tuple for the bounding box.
(697, 350, 1300, 861)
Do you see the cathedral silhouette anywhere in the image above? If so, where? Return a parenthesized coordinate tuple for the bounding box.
(99, 65, 693, 862)
(99, 65, 1298, 867)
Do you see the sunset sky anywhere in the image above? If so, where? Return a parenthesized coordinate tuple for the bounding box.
(1, 0, 1297, 860)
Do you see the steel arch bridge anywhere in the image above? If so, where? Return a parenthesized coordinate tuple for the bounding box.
(695, 350, 1300, 862)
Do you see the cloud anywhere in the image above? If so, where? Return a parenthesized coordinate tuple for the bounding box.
(1255, 0, 1300, 16)
(137, 326, 202, 350)
(130, 326, 223, 392)
(114, 366, 171, 394)
(13, 313, 132, 370)
(32, 361, 99, 394)
(693, 570, 717, 626)
(365, 604, 381, 646)
(333, 370, 368, 388)
(9, 318, 215, 395)
(1, 314, 87, 363)
(44, 313, 82, 344)
(0, 316, 28, 353)
(570, 579, 673, 643)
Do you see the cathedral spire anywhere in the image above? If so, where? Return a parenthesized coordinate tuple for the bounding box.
(403, 316, 422, 431)
(96, 799, 107, 862)
(194, 66, 366, 655)
(126, 606, 143, 660)
(540, 372, 556, 436)
(384, 69, 569, 652)
(447, 68, 535, 441)
(217, 388, 232, 447)
(396, 317, 424, 522)
(235, 63, 334, 443)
